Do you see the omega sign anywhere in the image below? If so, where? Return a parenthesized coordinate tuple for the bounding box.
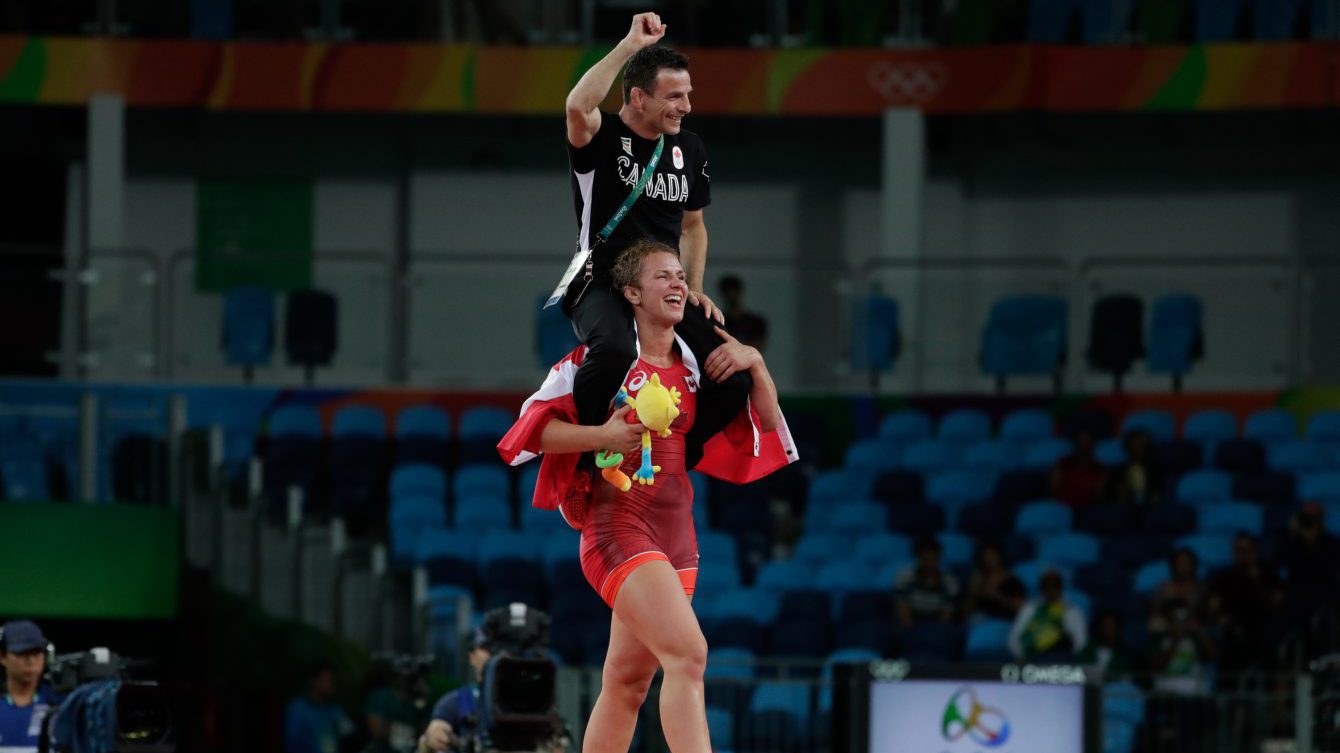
(866, 61, 949, 104)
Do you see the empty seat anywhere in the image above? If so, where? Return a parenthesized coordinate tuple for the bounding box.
(853, 532, 914, 569)
(937, 409, 992, 443)
(829, 503, 888, 535)
(1095, 438, 1127, 467)
(1243, 409, 1297, 445)
(815, 561, 879, 592)
(1175, 533, 1233, 569)
(755, 560, 814, 592)
(878, 410, 932, 443)
(1133, 561, 1172, 594)
(1306, 410, 1340, 445)
(285, 289, 338, 385)
(901, 440, 959, 473)
(980, 295, 1068, 391)
(459, 406, 515, 464)
(1177, 469, 1232, 506)
(455, 494, 512, 530)
(1036, 532, 1102, 568)
(843, 439, 901, 473)
(1086, 294, 1145, 391)
(1182, 410, 1237, 444)
(964, 619, 1014, 662)
(395, 405, 452, 465)
(1299, 473, 1340, 504)
(962, 440, 1024, 471)
(1121, 410, 1175, 443)
(1147, 294, 1203, 390)
(454, 465, 509, 499)
(808, 470, 870, 505)
(1269, 440, 1330, 474)
(926, 470, 996, 509)
(1016, 500, 1072, 536)
(1198, 502, 1263, 536)
(263, 404, 324, 516)
(1000, 409, 1054, 441)
(793, 533, 848, 567)
(222, 285, 274, 381)
(1023, 437, 1074, 469)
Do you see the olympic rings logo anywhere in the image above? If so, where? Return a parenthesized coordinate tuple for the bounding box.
(941, 687, 1011, 747)
(866, 61, 949, 104)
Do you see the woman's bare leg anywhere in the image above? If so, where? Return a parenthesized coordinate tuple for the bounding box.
(583, 611, 661, 753)
(611, 561, 711, 753)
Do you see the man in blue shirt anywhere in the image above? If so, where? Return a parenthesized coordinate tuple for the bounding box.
(284, 661, 352, 753)
(417, 630, 490, 753)
(0, 620, 59, 753)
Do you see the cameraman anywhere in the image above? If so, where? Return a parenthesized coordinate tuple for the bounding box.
(417, 630, 491, 753)
(0, 620, 59, 753)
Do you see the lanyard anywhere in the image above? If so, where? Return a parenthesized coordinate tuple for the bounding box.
(593, 134, 664, 247)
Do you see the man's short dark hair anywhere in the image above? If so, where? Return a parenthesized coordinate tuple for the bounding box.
(622, 46, 690, 100)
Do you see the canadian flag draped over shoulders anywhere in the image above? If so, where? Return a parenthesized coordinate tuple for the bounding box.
(497, 341, 800, 510)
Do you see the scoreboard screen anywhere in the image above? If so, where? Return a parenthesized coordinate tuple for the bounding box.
(833, 662, 1101, 753)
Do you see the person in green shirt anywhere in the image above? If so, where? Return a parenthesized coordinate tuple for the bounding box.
(1077, 610, 1137, 681)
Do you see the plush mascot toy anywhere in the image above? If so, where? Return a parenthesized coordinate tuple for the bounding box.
(595, 373, 682, 491)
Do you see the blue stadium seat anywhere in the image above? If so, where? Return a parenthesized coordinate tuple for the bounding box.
(1023, 437, 1074, 469)
(980, 295, 1068, 385)
(1198, 502, 1263, 536)
(517, 462, 541, 505)
(541, 533, 580, 570)
(794, 533, 848, 567)
(458, 406, 514, 463)
(1028, 0, 1078, 42)
(1268, 440, 1330, 474)
(535, 293, 581, 367)
(878, 410, 933, 443)
(1095, 438, 1127, 467)
(808, 470, 870, 505)
(748, 682, 811, 731)
(1194, 0, 1245, 40)
(964, 619, 1014, 662)
(711, 588, 780, 623)
(827, 503, 888, 535)
(1001, 409, 1054, 441)
(1176, 533, 1233, 569)
(1013, 560, 1074, 593)
(1036, 532, 1102, 568)
(1306, 410, 1340, 445)
(390, 493, 447, 530)
(926, 470, 996, 509)
(1016, 500, 1073, 536)
(454, 494, 512, 531)
(705, 648, 757, 681)
(900, 439, 959, 473)
(1243, 409, 1297, 445)
(391, 463, 447, 501)
(1299, 472, 1340, 504)
(1132, 561, 1171, 594)
(937, 532, 974, 568)
(519, 503, 571, 534)
(706, 706, 735, 752)
(1147, 294, 1204, 385)
(1177, 469, 1232, 506)
(938, 409, 992, 443)
(332, 405, 387, 438)
(416, 529, 480, 592)
(0, 448, 49, 501)
(1183, 410, 1237, 444)
(852, 293, 901, 375)
(477, 531, 537, 566)
(844, 439, 902, 473)
(853, 532, 914, 568)
(697, 560, 743, 592)
(699, 530, 740, 565)
(755, 560, 814, 592)
(815, 561, 879, 592)
(270, 404, 323, 437)
(1122, 410, 1175, 442)
(962, 439, 1025, 471)
(453, 465, 509, 499)
(222, 286, 274, 377)
(395, 405, 452, 465)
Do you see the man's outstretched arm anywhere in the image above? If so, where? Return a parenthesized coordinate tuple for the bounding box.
(565, 12, 665, 148)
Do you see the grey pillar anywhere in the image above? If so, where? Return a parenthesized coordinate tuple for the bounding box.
(87, 94, 125, 251)
(880, 108, 926, 391)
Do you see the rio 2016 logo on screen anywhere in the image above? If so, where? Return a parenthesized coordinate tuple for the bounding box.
(941, 687, 1011, 747)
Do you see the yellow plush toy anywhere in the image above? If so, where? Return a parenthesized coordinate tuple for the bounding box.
(595, 373, 683, 491)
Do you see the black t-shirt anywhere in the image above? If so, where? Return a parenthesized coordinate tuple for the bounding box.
(567, 110, 710, 279)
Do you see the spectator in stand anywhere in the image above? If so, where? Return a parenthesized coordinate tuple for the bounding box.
(1051, 430, 1108, 509)
(718, 275, 768, 352)
(1007, 569, 1087, 661)
(894, 537, 961, 627)
(1206, 533, 1282, 672)
(1277, 502, 1340, 643)
(963, 541, 1026, 620)
(1152, 548, 1208, 621)
(1105, 429, 1164, 507)
(285, 661, 353, 753)
(1148, 548, 1217, 695)
(1077, 610, 1137, 681)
